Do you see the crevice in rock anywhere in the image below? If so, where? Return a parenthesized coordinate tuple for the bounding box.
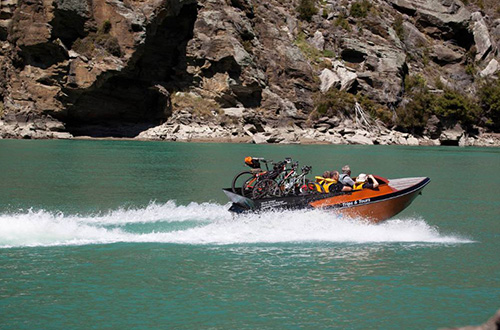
(231, 82, 262, 108)
(451, 25, 474, 50)
(50, 9, 88, 48)
(202, 57, 242, 81)
(390, 4, 417, 17)
(19, 43, 69, 69)
(63, 2, 198, 138)
(341, 49, 366, 63)
(440, 139, 459, 146)
(230, 0, 254, 18)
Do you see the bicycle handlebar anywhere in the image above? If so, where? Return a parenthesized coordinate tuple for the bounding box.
(252, 158, 272, 163)
(301, 165, 312, 173)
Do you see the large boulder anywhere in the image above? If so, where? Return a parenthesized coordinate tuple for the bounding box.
(480, 59, 499, 77)
(187, 5, 266, 108)
(471, 12, 493, 61)
(402, 20, 429, 50)
(440, 123, 465, 144)
(431, 44, 463, 64)
(319, 61, 357, 92)
(340, 38, 406, 104)
(310, 30, 325, 50)
(389, 0, 471, 43)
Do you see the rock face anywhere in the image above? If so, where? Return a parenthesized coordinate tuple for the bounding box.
(0, 0, 499, 143)
(1, 0, 199, 137)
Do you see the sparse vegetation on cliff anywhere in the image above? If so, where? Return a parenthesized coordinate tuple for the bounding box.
(294, 31, 335, 65)
(73, 20, 121, 57)
(171, 92, 220, 119)
(296, 0, 318, 22)
(349, 0, 372, 18)
(396, 75, 481, 134)
(334, 15, 351, 31)
(478, 76, 500, 130)
(315, 89, 356, 117)
(393, 14, 404, 41)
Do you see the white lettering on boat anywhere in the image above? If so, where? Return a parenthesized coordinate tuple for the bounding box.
(260, 200, 288, 210)
(341, 198, 371, 208)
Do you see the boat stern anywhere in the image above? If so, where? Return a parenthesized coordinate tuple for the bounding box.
(223, 188, 255, 213)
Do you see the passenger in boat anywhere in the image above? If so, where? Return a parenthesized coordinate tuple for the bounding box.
(339, 165, 355, 188)
(353, 173, 379, 190)
(331, 171, 353, 192)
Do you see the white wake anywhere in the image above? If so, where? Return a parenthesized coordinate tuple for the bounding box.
(0, 201, 471, 248)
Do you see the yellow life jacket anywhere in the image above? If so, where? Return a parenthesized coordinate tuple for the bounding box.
(315, 176, 340, 193)
(315, 176, 326, 184)
(322, 178, 338, 193)
(353, 182, 364, 191)
(314, 176, 326, 193)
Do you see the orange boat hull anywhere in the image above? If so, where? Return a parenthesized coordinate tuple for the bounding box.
(224, 176, 430, 223)
(310, 184, 425, 223)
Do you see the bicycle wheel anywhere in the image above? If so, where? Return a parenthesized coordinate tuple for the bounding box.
(231, 171, 253, 194)
(242, 175, 260, 197)
(252, 179, 281, 199)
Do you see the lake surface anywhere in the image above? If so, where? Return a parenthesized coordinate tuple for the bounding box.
(0, 140, 499, 329)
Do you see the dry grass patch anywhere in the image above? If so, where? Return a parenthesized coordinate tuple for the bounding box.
(171, 92, 220, 118)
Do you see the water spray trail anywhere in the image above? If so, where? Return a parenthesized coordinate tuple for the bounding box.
(0, 201, 472, 248)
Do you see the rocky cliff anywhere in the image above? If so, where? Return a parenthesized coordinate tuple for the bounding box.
(0, 0, 499, 145)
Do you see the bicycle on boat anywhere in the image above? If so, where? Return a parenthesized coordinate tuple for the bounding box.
(252, 161, 313, 199)
(231, 157, 288, 197)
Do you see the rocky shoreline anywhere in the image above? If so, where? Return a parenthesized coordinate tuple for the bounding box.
(1, 112, 499, 147)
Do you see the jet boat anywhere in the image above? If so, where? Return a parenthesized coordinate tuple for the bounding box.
(223, 176, 430, 223)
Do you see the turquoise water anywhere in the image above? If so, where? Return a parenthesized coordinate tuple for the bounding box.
(0, 140, 499, 329)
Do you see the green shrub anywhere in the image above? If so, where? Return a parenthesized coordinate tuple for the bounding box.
(465, 64, 476, 76)
(72, 37, 96, 57)
(478, 77, 500, 131)
(397, 74, 481, 133)
(171, 92, 220, 118)
(405, 74, 427, 92)
(433, 89, 480, 125)
(396, 74, 433, 134)
(350, 0, 371, 18)
(314, 89, 356, 117)
(358, 95, 392, 125)
(297, 0, 318, 22)
(422, 47, 430, 66)
(334, 15, 351, 31)
(242, 40, 253, 54)
(396, 91, 435, 134)
(434, 77, 444, 90)
(393, 14, 404, 41)
(323, 49, 335, 57)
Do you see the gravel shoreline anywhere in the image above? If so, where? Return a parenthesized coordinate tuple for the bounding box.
(2, 119, 500, 147)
